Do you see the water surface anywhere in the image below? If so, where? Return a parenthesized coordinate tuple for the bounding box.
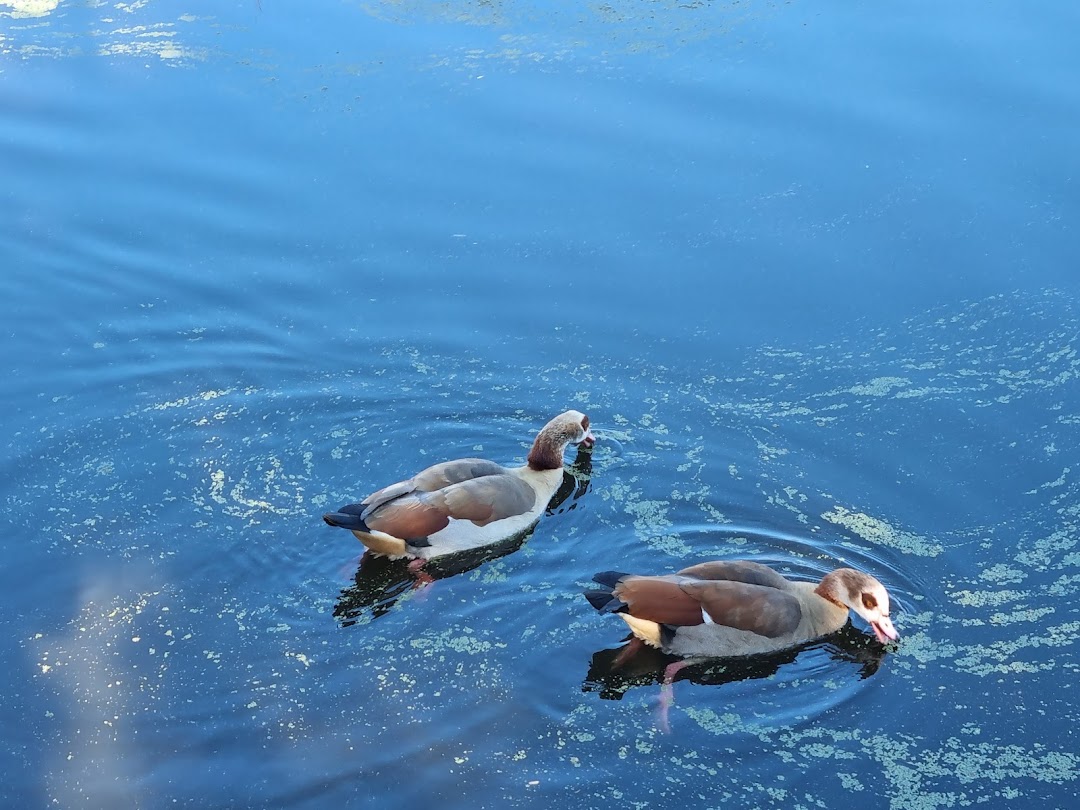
(3, 1, 1080, 807)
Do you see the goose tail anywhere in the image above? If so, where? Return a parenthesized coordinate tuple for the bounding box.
(584, 570, 631, 613)
(323, 503, 370, 532)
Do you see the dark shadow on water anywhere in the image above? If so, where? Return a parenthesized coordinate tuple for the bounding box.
(546, 443, 593, 516)
(333, 445, 593, 627)
(582, 622, 891, 701)
(332, 533, 529, 627)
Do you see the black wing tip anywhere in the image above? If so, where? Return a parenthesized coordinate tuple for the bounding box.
(591, 570, 630, 589)
(584, 589, 627, 614)
(584, 571, 631, 614)
(323, 512, 369, 531)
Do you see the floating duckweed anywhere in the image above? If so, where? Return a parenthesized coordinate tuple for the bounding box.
(1049, 574, 1080, 596)
(979, 564, 1027, 584)
(988, 607, 1055, 625)
(767, 486, 812, 524)
(895, 632, 962, 665)
(687, 707, 1080, 805)
(952, 621, 1080, 675)
(801, 742, 857, 760)
(683, 708, 772, 742)
(149, 388, 234, 411)
(822, 506, 944, 557)
(950, 589, 1026, 608)
(471, 561, 509, 584)
(603, 479, 693, 556)
(410, 627, 505, 656)
(838, 773, 865, 791)
(1014, 529, 1077, 569)
(846, 376, 911, 396)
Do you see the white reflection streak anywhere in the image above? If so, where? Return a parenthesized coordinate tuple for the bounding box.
(41, 568, 158, 807)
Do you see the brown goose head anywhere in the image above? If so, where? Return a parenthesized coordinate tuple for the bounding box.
(527, 410, 595, 470)
(817, 568, 898, 644)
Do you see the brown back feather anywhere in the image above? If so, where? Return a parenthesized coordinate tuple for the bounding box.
(364, 473, 535, 539)
(616, 574, 804, 638)
(364, 497, 452, 539)
(411, 459, 507, 491)
(361, 458, 507, 519)
(676, 560, 792, 591)
(679, 580, 803, 638)
(614, 577, 708, 626)
(439, 475, 535, 525)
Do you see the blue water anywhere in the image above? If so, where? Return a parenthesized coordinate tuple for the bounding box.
(3, 1, 1080, 807)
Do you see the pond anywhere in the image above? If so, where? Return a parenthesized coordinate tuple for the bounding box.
(3, 1, 1080, 807)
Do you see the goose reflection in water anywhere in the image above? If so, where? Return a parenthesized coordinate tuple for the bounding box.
(582, 622, 891, 717)
(333, 444, 593, 627)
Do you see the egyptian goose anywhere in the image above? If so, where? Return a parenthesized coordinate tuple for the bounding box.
(584, 560, 899, 658)
(323, 410, 595, 561)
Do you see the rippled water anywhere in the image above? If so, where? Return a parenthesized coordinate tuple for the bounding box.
(4, 1, 1080, 808)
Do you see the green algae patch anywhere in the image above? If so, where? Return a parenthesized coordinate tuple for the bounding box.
(949, 589, 1027, 608)
(409, 627, 506, 656)
(847, 376, 911, 396)
(686, 708, 1080, 806)
(823, 506, 944, 557)
(601, 479, 694, 557)
(953, 620, 1080, 676)
(979, 563, 1028, 585)
(895, 631, 962, 666)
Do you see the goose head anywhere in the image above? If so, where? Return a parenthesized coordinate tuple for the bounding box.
(569, 410, 596, 448)
(527, 410, 595, 470)
(818, 568, 898, 644)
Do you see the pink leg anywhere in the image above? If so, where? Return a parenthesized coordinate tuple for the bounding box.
(612, 637, 646, 669)
(407, 558, 434, 588)
(656, 660, 692, 734)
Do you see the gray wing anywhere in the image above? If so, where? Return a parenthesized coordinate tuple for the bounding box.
(676, 560, 792, 591)
(363, 474, 536, 540)
(679, 580, 803, 638)
(360, 458, 507, 519)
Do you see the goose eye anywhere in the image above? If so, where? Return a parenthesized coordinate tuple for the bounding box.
(861, 593, 878, 610)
